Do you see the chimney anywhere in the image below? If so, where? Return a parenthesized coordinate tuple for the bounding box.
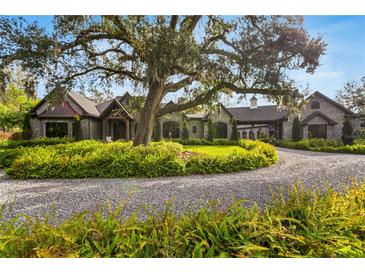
(250, 96, 258, 109)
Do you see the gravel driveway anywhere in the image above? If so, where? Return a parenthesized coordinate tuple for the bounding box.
(0, 147, 364, 221)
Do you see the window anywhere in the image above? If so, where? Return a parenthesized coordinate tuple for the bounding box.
(311, 101, 320, 109)
(308, 124, 327, 139)
(257, 129, 266, 138)
(242, 131, 247, 139)
(248, 130, 255, 140)
(163, 121, 180, 138)
(192, 126, 197, 134)
(214, 122, 227, 138)
(46, 122, 68, 138)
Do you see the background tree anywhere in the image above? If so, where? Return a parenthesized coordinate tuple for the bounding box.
(182, 121, 189, 140)
(207, 119, 215, 141)
(0, 16, 326, 145)
(230, 119, 238, 141)
(291, 116, 302, 141)
(336, 76, 365, 113)
(0, 84, 38, 132)
(342, 119, 354, 145)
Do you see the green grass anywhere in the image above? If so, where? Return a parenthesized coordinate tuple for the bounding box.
(183, 145, 246, 156)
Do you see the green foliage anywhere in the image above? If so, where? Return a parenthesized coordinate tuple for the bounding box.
(182, 121, 189, 140)
(260, 138, 365, 155)
(230, 119, 238, 141)
(73, 115, 82, 141)
(178, 138, 238, 146)
(5, 140, 278, 179)
(342, 119, 354, 145)
(0, 137, 74, 149)
(0, 84, 38, 131)
(152, 119, 161, 141)
(185, 140, 278, 174)
(291, 116, 302, 141)
(207, 119, 214, 142)
(1, 182, 364, 258)
(22, 112, 32, 140)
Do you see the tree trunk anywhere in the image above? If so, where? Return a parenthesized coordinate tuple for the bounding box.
(133, 82, 164, 146)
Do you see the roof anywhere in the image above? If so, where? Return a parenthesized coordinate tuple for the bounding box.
(96, 99, 114, 114)
(227, 105, 288, 123)
(301, 111, 338, 126)
(67, 92, 100, 117)
(38, 101, 79, 118)
(309, 91, 353, 115)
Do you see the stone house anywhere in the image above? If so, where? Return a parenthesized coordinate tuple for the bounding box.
(29, 89, 361, 141)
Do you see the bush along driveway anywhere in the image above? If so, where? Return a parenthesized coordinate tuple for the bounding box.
(0, 147, 364, 222)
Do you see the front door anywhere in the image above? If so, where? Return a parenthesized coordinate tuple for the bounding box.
(112, 120, 126, 140)
(308, 124, 327, 139)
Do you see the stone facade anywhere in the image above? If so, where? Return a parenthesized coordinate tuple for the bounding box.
(29, 90, 360, 141)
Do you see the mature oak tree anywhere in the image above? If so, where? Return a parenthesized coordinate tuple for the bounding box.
(0, 16, 326, 145)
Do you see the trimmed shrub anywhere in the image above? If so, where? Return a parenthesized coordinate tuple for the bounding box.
(207, 119, 214, 141)
(22, 113, 32, 140)
(291, 116, 302, 141)
(186, 139, 278, 174)
(1, 183, 364, 258)
(342, 119, 354, 145)
(182, 121, 189, 140)
(230, 119, 238, 141)
(0, 137, 74, 149)
(73, 115, 82, 141)
(260, 138, 365, 155)
(177, 138, 238, 146)
(7, 140, 278, 179)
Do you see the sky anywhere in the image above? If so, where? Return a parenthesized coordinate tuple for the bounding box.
(21, 16, 365, 106)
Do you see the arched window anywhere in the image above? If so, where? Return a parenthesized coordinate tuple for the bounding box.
(163, 121, 180, 138)
(249, 130, 255, 140)
(214, 122, 227, 138)
(242, 131, 247, 139)
(311, 101, 320, 109)
(257, 129, 266, 138)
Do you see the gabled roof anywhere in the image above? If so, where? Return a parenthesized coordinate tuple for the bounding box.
(309, 91, 353, 115)
(301, 111, 338, 126)
(99, 98, 134, 120)
(227, 105, 288, 123)
(67, 92, 100, 117)
(38, 101, 79, 118)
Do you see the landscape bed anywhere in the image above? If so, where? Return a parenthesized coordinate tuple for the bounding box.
(0, 182, 364, 258)
(0, 139, 278, 179)
(260, 138, 365, 155)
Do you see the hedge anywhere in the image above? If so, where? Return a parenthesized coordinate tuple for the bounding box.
(1, 182, 364, 257)
(260, 138, 365, 155)
(176, 138, 239, 146)
(0, 137, 74, 149)
(6, 140, 278, 179)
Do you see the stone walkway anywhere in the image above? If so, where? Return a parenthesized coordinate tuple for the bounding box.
(0, 148, 364, 221)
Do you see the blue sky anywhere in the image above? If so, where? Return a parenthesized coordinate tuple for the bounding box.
(23, 16, 365, 105)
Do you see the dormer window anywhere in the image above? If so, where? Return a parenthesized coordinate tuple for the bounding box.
(311, 101, 320, 109)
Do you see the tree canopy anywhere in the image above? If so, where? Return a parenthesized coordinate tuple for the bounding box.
(0, 16, 326, 145)
(336, 76, 365, 113)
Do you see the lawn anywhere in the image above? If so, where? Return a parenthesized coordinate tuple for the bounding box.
(183, 145, 246, 156)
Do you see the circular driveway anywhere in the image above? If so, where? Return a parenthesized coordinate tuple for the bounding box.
(0, 148, 364, 221)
